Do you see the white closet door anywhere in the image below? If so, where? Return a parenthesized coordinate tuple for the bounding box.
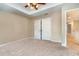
(42, 18, 51, 40)
(34, 18, 51, 40)
(34, 20, 41, 39)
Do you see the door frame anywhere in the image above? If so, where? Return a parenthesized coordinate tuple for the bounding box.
(62, 8, 79, 47)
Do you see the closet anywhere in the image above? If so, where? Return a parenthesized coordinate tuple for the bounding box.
(34, 17, 51, 40)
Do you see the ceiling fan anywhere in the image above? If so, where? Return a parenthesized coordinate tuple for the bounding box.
(24, 3, 46, 10)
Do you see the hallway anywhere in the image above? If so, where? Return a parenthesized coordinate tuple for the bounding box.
(67, 34, 79, 55)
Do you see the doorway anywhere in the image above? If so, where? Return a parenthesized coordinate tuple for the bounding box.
(65, 8, 79, 47)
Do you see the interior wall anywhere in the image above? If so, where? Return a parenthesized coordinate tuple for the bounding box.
(73, 20, 79, 32)
(72, 20, 79, 42)
(50, 7, 62, 42)
(0, 12, 32, 44)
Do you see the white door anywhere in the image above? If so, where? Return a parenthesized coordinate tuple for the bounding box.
(34, 19, 41, 39)
(42, 18, 51, 40)
(34, 18, 51, 40)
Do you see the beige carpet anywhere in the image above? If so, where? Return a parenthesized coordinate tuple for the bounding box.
(0, 38, 79, 56)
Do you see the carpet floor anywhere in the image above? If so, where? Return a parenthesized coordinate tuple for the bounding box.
(0, 38, 79, 56)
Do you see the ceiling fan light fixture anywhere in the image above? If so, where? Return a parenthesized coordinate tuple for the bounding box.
(24, 3, 46, 10)
(33, 3, 37, 5)
(30, 6, 34, 9)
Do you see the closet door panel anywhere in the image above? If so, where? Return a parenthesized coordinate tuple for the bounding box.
(34, 18, 51, 40)
(42, 18, 51, 40)
(34, 20, 41, 39)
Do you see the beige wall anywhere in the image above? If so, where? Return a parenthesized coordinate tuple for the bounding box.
(51, 8, 62, 42)
(73, 20, 79, 31)
(0, 12, 33, 44)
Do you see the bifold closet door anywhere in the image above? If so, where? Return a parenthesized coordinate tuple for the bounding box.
(34, 20, 41, 39)
(34, 18, 51, 40)
(42, 18, 51, 40)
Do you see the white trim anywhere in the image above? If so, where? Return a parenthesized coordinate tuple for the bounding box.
(50, 39, 61, 43)
(66, 8, 79, 12)
(61, 8, 67, 47)
(62, 43, 67, 47)
(0, 37, 33, 47)
(65, 11, 67, 47)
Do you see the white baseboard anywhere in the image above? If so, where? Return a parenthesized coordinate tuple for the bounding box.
(0, 37, 33, 47)
(61, 43, 67, 47)
(33, 37, 61, 43)
(50, 39, 61, 43)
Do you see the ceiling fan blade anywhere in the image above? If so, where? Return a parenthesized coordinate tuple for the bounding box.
(24, 5, 28, 8)
(24, 3, 46, 10)
(38, 3, 46, 5)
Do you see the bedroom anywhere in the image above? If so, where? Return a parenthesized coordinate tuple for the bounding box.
(0, 3, 79, 56)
